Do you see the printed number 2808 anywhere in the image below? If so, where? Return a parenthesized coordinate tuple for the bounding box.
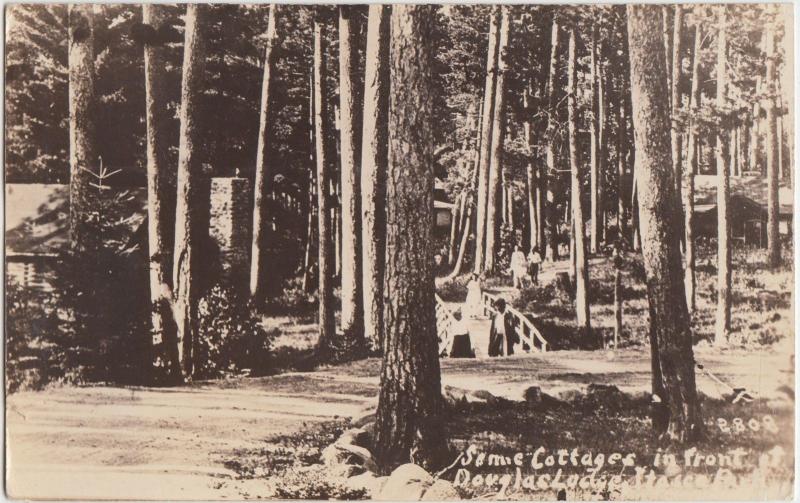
(717, 415, 778, 434)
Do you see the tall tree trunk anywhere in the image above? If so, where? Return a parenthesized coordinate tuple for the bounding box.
(302, 169, 316, 293)
(663, 5, 673, 110)
(143, 4, 180, 381)
(750, 75, 763, 173)
(613, 245, 622, 349)
(484, 6, 510, 273)
(714, 5, 731, 343)
(627, 4, 702, 442)
(545, 19, 561, 261)
(567, 29, 591, 343)
(590, 21, 600, 254)
(172, 4, 209, 380)
(334, 180, 341, 280)
(302, 72, 317, 294)
(375, 4, 447, 473)
(524, 86, 538, 251)
(68, 4, 97, 253)
(313, 13, 337, 356)
(766, 23, 780, 267)
(249, 5, 279, 303)
(360, 4, 389, 352)
(448, 193, 463, 264)
(671, 6, 684, 249)
(339, 6, 365, 345)
(598, 47, 607, 249)
(683, 22, 702, 314)
(473, 6, 501, 274)
(449, 104, 483, 279)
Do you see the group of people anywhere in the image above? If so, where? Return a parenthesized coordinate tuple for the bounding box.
(510, 246, 542, 289)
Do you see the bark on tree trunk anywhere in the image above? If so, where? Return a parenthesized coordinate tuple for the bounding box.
(671, 6, 684, 249)
(302, 169, 316, 293)
(339, 6, 364, 345)
(714, 6, 731, 343)
(750, 75, 763, 173)
(249, 5, 279, 303)
(567, 29, 591, 344)
(449, 104, 483, 279)
(68, 4, 97, 253)
(628, 4, 703, 442)
(524, 86, 538, 251)
(766, 24, 781, 267)
(484, 6, 510, 273)
(590, 22, 599, 254)
(683, 22, 702, 314)
(313, 14, 337, 356)
(598, 49, 607, 249)
(360, 5, 390, 352)
(143, 4, 180, 382)
(616, 73, 628, 246)
(375, 5, 447, 473)
(613, 246, 622, 349)
(302, 72, 317, 294)
(473, 6, 501, 274)
(172, 4, 209, 380)
(545, 19, 561, 261)
(448, 193, 461, 264)
(250, 4, 278, 303)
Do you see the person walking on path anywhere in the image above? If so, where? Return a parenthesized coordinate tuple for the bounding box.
(464, 273, 484, 319)
(510, 245, 528, 289)
(527, 247, 542, 285)
(488, 298, 518, 356)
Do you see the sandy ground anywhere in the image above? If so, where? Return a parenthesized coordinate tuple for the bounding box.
(6, 344, 792, 500)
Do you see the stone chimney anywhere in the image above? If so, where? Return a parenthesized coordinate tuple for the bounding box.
(209, 177, 252, 286)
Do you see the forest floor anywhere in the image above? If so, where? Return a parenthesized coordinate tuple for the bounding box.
(6, 345, 792, 500)
(6, 245, 794, 500)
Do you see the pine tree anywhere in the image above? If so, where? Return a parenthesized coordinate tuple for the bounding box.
(250, 5, 279, 302)
(360, 4, 390, 351)
(473, 6, 500, 274)
(374, 4, 447, 473)
(173, 4, 210, 379)
(683, 18, 702, 314)
(544, 18, 561, 261)
(339, 5, 365, 345)
(313, 10, 337, 357)
(627, 3, 702, 441)
(714, 5, 731, 343)
(143, 4, 180, 381)
(68, 3, 97, 253)
(484, 5, 510, 273)
(567, 27, 591, 343)
(765, 19, 780, 267)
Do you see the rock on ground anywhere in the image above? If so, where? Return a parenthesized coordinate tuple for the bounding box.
(376, 463, 434, 501)
(421, 479, 460, 501)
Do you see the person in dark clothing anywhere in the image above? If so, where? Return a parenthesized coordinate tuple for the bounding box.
(488, 298, 518, 356)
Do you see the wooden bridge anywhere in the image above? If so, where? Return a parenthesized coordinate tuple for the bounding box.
(435, 290, 548, 358)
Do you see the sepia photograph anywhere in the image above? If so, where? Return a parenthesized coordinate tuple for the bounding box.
(4, 2, 796, 500)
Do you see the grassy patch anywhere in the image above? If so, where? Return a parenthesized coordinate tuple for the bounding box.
(504, 244, 793, 351)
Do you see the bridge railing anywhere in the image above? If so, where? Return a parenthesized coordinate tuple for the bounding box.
(435, 293, 459, 356)
(482, 291, 548, 353)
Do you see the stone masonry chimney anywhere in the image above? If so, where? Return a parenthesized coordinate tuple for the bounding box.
(209, 177, 252, 286)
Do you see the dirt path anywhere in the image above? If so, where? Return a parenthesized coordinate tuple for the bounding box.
(6, 347, 792, 500)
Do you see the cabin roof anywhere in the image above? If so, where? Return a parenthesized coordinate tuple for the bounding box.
(694, 175, 793, 215)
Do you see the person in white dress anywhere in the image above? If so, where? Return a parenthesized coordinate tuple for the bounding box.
(464, 273, 483, 319)
(510, 245, 528, 289)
